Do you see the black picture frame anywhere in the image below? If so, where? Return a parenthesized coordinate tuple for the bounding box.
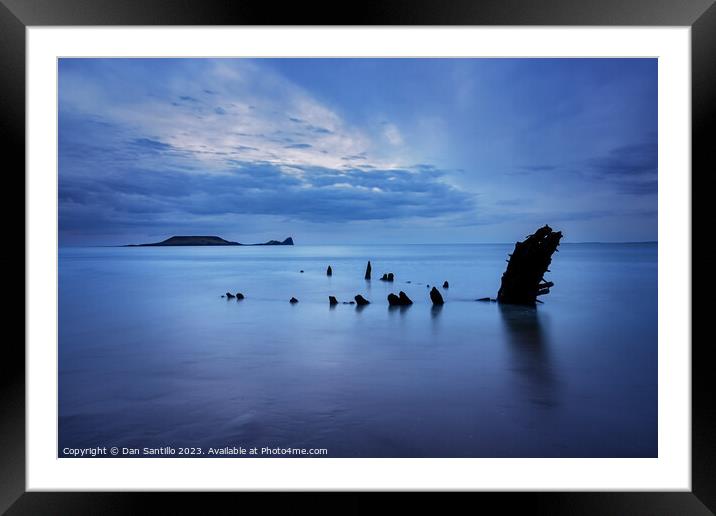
(3, 0, 709, 513)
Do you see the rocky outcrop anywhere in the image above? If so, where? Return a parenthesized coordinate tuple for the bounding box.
(365, 261, 372, 280)
(497, 225, 562, 305)
(329, 296, 338, 305)
(254, 237, 294, 246)
(430, 287, 444, 305)
(380, 273, 395, 282)
(388, 291, 413, 306)
(399, 291, 413, 305)
(225, 292, 235, 298)
(327, 265, 332, 276)
(354, 295, 370, 306)
(289, 297, 299, 303)
(442, 281, 449, 288)
(236, 293, 245, 300)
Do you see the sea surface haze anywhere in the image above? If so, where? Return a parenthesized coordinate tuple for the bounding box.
(58, 243, 657, 457)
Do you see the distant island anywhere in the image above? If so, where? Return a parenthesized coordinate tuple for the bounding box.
(125, 236, 294, 247)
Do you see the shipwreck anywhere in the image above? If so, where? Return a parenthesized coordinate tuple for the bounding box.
(497, 225, 563, 305)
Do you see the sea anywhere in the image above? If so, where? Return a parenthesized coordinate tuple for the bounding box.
(58, 243, 657, 457)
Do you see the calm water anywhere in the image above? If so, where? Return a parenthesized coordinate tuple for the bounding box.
(58, 243, 657, 457)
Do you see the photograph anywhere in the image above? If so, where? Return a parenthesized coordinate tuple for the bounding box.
(57, 57, 658, 459)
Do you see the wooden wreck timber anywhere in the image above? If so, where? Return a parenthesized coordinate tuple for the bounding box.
(497, 225, 563, 305)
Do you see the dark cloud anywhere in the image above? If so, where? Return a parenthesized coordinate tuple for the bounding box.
(586, 142, 657, 195)
(616, 180, 658, 195)
(59, 150, 475, 237)
(521, 165, 556, 172)
(131, 138, 174, 151)
(289, 119, 334, 135)
(59, 110, 475, 240)
(342, 153, 367, 161)
(495, 198, 526, 207)
(588, 143, 656, 177)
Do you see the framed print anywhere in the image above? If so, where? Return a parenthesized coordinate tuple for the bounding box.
(4, 0, 711, 513)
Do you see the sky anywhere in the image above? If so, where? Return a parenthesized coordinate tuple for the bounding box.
(58, 58, 657, 245)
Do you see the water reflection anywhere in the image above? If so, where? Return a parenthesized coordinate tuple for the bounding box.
(498, 303, 558, 408)
(388, 305, 411, 315)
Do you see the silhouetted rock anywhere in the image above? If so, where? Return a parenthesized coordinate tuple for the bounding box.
(399, 291, 413, 305)
(354, 295, 370, 306)
(289, 297, 299, 303)
(443, 281, 449, 288)
(343, 301, 356, 305)
(430, 287, 444, 305)
(497, 224, 562, 305)
(389, 291, 413, 306)
(236, 293, 244, 300)
(329, 296, 338, 305)
(255, 237, 294, 246)
(365, 261, 372, 280)
(380, 272, 395, 281)
(476, 297, 491, 302)
(225, 292, 235, 298)
(300, 270, 304, 273)
(327, 265, 332, 276)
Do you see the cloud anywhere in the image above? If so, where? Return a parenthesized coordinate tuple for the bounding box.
(585, 142, 657, 194)
(382, 123, 403, 146)
(521, 165, 556, 172)
(131, 138, 174, 151)
(587, 143, 656, 177)
(341, 153, 367, 161)
(58, 58, 657, 243)
(58, 59, 476, 239)
(58, 158, 475, 235)
(59, 59, 380, 173)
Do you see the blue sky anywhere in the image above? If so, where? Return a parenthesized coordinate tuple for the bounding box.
(58, 58, 657, 245)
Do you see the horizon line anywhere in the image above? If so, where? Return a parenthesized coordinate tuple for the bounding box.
(59, 241, 659, 248)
